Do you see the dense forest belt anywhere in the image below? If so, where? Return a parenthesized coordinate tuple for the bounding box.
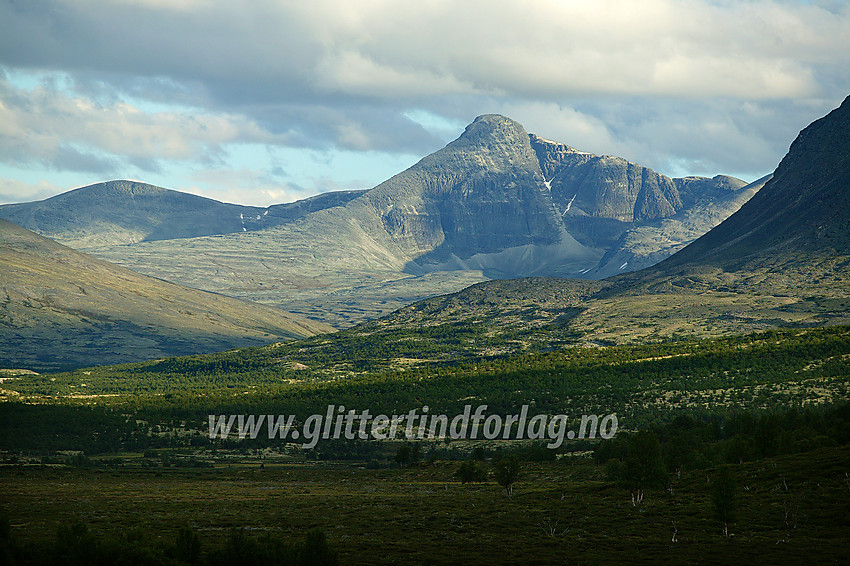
(3, 325, 849, 413)
(1, 326, 848, 564)
(0, 325, 848, 455)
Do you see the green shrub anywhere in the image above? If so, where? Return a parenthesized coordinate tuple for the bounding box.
(455, 461, 488, 483)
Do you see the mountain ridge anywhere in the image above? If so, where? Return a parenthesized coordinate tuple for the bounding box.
(0, 180, 364, 248)
(658, 95, 850, 270)
(1, 114, 758, 326)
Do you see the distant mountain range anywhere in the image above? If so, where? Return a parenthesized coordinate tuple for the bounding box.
(0, 220, 333, 371)
(0, 180, 364, 248)
(585, 175, 769, 278)
(2, 95, 847, 370)
(0, 116, 762, 326)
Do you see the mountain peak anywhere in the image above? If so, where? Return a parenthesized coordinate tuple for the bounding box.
(94, 179, 169, 194)
(414, 114, 539, 175)
(457, 114, 530, 148)
(0, 180, 268, 248)
(465, 113, 524, 132)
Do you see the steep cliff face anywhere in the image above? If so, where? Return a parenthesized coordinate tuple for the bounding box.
(342, 115, 753, 278)
(529, 133, 749, 272)
(588, 175, 769, 278)
(356, 115, 592, 276)
(532, 134, 684, 224)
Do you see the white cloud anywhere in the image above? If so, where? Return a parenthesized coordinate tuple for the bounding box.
(0, 76, 292, 172)
(295, 0, 848, 99)
(186, 167, 332, 208)
(0, 178, 66, 204)
(4, 1, 846, 101)
(0, 0, 848, 203)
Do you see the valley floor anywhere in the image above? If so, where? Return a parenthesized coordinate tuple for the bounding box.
(2, 447, 849, 565)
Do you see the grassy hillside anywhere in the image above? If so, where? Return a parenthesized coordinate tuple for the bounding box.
(2, 325, 847, 429)
(0, 220, 334, 371)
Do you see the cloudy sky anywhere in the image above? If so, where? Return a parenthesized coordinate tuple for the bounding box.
(1, 0, 848, 206)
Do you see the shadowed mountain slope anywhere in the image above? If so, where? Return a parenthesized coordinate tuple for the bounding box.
(0, 180, 363, 248)
(660, 95, 850, 270)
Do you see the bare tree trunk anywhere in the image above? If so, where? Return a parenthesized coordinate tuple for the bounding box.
(630, 489, 644, 506)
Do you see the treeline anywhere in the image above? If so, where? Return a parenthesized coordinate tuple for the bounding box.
(8, 326, 847, 418)
(13, 325, 850, 400)
(136, 321, 497, 377)
(2, 326, 848, 456)
(595, 403, 850, 496)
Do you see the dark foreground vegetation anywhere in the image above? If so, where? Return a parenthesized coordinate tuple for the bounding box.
(0, 518, 337, 566)
(1, 326, 849, 563)
(1, 437, 848, 564)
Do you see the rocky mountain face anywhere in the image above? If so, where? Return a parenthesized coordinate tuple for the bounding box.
(0, 116, 753, 278)
(375, 96, 850, 346)
(343, 114, 751, 278)
(354, 115, 592, 277)
(534, 134, 682, 223)
(0, 219, 333, 370)
(529, 133, 753, 272)
(587, 175, 770, 278)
